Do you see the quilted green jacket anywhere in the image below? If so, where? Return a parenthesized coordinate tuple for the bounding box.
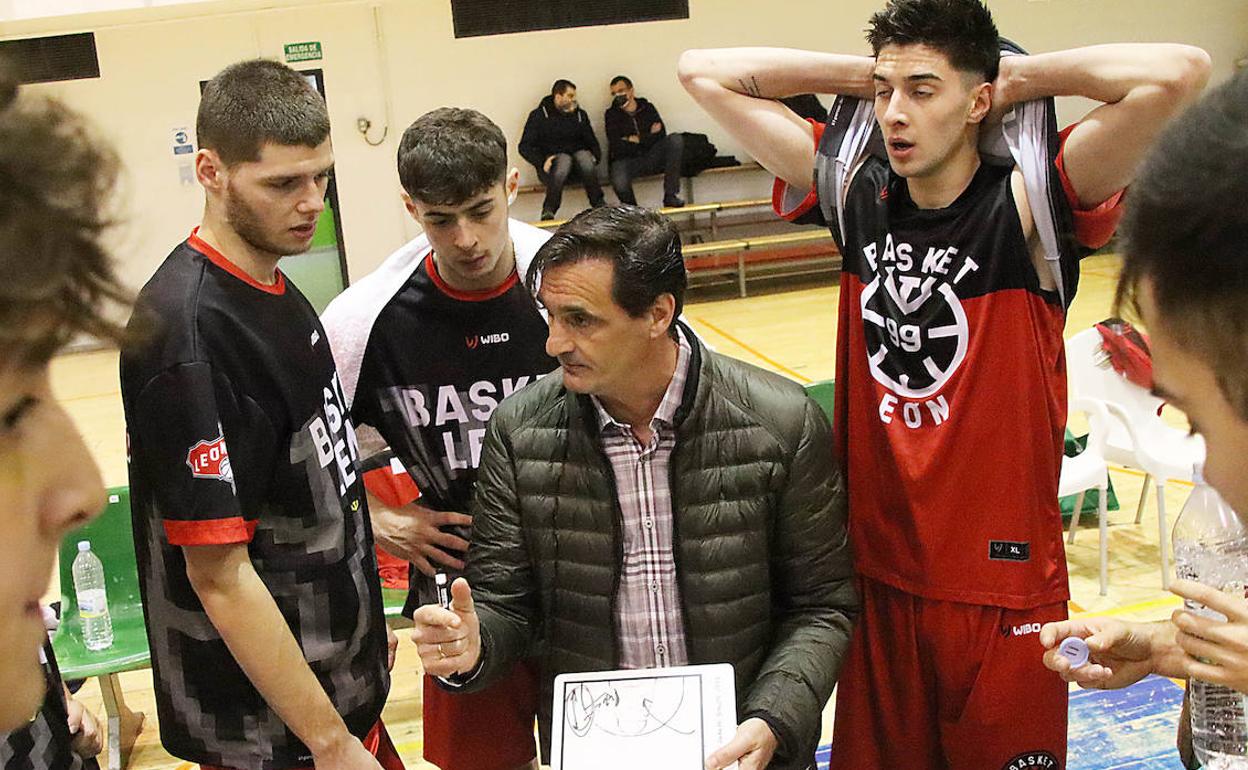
(462, 326, 858, 767)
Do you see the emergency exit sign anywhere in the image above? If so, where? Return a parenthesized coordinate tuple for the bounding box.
(284, 41, 322, 63)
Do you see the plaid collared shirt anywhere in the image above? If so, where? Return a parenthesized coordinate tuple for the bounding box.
(591, 329, 693, 669)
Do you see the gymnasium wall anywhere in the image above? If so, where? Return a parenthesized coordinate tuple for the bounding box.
(3, 0, 1245, 295)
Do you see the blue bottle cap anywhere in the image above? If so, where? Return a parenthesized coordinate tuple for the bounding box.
(1058, 636, 1090, 669)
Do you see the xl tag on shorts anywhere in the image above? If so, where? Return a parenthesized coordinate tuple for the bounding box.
(989, 540, 1030, 562)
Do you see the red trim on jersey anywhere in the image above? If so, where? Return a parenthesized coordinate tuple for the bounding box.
(772, 119, 825, 222)
(426, 253, 519, 302)
(187, 228, 287, 295)
(1056, 125, 1125, 250)
(163, 516, 257, 546)
(362, 465, 421, 509)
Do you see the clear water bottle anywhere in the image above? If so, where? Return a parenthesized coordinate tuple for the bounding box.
(71, 540, 113, 651)
(1173, 465, 1248, 768)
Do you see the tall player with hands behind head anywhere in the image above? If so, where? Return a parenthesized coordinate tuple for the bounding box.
(680, 1, 1208, 766)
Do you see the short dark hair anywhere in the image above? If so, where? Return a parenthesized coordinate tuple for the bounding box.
(1115, 70, 1248, 419)
(527, 205, 686, 337)
(610, 75, 633, 89)
(0, 69, 128, 365)
(397, 108, 508, 206)
(866, 0, 999, 83)
(551, 79, 576, 96)
(197, 59, 330, 166)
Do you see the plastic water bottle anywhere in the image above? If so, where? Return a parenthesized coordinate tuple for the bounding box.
(71, 541, 113, 651)
(1173, 465, 1248, 768)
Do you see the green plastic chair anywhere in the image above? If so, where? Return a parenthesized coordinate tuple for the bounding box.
(53, 486, 147, 770)
(381, 586, 408, 618)
(804, 379, 836, 423)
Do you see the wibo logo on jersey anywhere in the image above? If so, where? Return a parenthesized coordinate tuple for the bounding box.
(1000, 622, 1041, 638)
(465, 332, 510, 349)
(859, 232, 980, 430)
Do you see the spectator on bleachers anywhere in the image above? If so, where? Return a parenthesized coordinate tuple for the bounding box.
(519, 79, 605, 220)
(604, 75, 685, 209)
(0, 68, 116, 734)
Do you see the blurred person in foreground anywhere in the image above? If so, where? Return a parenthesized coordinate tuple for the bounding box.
(1040, 70, 1248, 768)
(0, 69, 120, 761)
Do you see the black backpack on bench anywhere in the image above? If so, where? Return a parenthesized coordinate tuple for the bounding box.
(677, 132, 739, 175)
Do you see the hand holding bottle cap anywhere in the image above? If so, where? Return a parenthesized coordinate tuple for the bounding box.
(1058, 636, 1089, 669)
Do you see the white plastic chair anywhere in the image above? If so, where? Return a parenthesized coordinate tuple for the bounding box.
(1065, 328, 1205, 588)
(1061, 397, 1113, 595)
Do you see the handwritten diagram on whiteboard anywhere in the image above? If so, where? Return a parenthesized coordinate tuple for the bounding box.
(550, 664, 737, 770)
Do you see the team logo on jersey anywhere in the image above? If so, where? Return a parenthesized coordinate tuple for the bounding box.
(465, 332, 511, 349)
(1000, 622, 1042, 638)
(1001, 751, 1058, 769)
(186, 435, 233, 485)
(858, 232, 981, 429)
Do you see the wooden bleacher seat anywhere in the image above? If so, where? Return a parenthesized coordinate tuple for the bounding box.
(682, 230, 838, 297)
(530, 197, 771, 231)
(516, 161, 764, 201)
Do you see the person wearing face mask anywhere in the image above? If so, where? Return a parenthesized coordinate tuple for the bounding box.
(518, 79, 605, 221)
(604, 75, 685, 209)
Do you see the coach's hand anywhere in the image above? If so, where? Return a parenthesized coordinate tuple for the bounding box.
(411, 577, 481, 677)
(705, 717, 777, 770)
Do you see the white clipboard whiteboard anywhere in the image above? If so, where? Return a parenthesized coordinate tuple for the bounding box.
(550, 663, 738, 770)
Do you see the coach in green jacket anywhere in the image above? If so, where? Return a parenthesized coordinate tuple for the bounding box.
(412, 205, 857, 770)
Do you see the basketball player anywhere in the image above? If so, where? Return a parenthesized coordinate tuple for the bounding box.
(120, 60, 397, 770)
(322, 107, 554, 770)
(680, 1, 1209, 766)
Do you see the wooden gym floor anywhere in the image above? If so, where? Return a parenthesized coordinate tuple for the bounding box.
(46, 252, 1191, 769)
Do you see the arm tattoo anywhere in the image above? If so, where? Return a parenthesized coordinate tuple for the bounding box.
(736, 75, 764, 98)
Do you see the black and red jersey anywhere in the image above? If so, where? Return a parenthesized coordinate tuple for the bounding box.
(322, 220, 556, 613)
(352, 254, 555, 512)
(776, 98, 1123, 608)
(120, 232, 388, 769)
